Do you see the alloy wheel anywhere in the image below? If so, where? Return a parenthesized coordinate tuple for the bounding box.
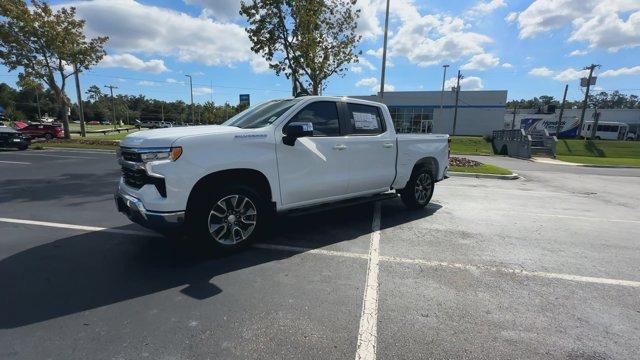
(414, 173, 432, 205)
(207, 194, 257, 245)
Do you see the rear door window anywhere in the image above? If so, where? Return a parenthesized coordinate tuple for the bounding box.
(345, 103, 385, 135)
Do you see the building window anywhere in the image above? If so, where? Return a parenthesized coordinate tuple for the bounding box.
(388, 106, 434, 133)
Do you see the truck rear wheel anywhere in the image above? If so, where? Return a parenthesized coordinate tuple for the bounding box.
(188, 185, 270, 253)
(400, 166, 434, 210)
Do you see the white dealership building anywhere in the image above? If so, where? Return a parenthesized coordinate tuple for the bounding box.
(351, 90, 508, 136)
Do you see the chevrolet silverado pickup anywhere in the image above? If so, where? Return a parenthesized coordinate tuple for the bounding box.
(116, 96, 449, 251)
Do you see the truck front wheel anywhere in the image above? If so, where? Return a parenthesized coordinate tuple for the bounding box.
(400, 166, 434, 210)
(188, 185, 270, 253)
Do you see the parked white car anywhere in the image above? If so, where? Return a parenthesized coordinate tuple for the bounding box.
(116, 96, 449, 251)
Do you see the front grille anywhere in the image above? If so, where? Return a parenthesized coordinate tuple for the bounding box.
(121, 149, 142, 162)
(122, 167, 146, 189)
(121, 166, 167, 197)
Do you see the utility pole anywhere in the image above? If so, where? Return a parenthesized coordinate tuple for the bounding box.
(73, 64, 86, 137)
(452, 70, 463, 135)
(440, 64, 449, 125)
(511, 105, 518, 130)
(185, 74, 194, 124)
(34, 90, 42, 121)
(104, 85, 118, 128)
(590, 108, 600, 140)
(379, 0, 391, 100)
(557, 84, 568, 138)
(577, 64, 600, 138)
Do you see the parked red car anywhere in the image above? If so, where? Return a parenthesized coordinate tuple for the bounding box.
(19, 123, 65, 140)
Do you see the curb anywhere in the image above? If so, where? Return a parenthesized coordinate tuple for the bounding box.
(448, 171, 520, 180)
(38, 146, 117, 154)
(577, 164, 640, 169)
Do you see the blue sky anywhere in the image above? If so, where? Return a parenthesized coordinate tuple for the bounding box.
(1, 0, 639, 106)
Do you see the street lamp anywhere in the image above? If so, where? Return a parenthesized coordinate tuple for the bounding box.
(185, 74, 194, 124)
(439, 64, 450, 125)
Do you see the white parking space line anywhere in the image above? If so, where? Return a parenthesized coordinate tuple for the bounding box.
(3, 215, 639, 290)
(355, 202, 381, 360)
(380, 256, 640, 288)
(0, 153, 94, 159)
(0, 217, 158, 237)
(253, 243, 368, 259)
(0, 160, 31, 165)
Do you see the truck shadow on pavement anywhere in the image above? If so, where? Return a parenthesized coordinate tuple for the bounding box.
(0, 199, 441, 329)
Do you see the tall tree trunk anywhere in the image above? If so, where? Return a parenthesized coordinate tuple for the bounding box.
(59, 99, 71, 140)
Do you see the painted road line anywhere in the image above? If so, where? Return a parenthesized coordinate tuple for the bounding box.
(253, 243, 368, 259)
(4, 216, 639, 289)
(0, 217, 158, 237)
(380, 256, 640, 288)
(0, 153, 94, 159)
(0, 160, 31, 165)
(355, 201, 381, 360)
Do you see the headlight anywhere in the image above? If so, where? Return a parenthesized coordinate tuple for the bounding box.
(139, 147, 183, 162)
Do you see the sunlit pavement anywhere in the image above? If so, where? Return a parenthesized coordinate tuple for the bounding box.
(1, 149, 639, 359)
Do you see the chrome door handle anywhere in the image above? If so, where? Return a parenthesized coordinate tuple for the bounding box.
(333, 144, 348, 150)
(383, 142, 394, 148)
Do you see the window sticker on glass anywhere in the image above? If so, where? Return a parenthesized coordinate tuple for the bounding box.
(353, 112, 379, 130)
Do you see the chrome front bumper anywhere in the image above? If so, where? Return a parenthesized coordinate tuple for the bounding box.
(115, 189, 185, 230)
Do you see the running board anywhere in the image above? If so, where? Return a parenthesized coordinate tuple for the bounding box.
(283, 192, 398, 217)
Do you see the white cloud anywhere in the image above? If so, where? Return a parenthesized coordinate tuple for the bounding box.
(600, 65, 640, 77)
(355, 0, 383, 41)
(100, 53, 169, 73)
(568, 49, 588, 57)
(528, 66, 593, 81)
(553, 68, 589, 81)
(62, 0, 253, 67)
(165, 78, 185, 84)
(460, 53, 500, 71)
(359, 58, 377, 71)
(356, 77, 379, 87)
(505, 11, 518, 23)
(249, 56, 271, 74)
(529, 67, 554, 77)
(388, 12, 493, 67)
(501, 63, 513, 68)
(509, 0, 640, 51)
(350, 66, 363, 74)
(444, 76, 484, 91)
(355, 77, 394, 92)
(193, 87, 213, 95)
(137, 80, 160, 86)
(468, 0, 507, 15)
(366, 48, 383, 58)
(184, 0, 241, 21)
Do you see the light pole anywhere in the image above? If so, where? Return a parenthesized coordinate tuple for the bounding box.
(104, 84, 118, 128)
(379, 0, 391, 100)
(452, 70, 463, 135)
(439, 64, 449, 126)
(185, 74, 194, 124)
(577, 64, 600, 138)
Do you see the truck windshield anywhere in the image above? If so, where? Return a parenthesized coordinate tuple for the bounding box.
(223, 99, 301, 129)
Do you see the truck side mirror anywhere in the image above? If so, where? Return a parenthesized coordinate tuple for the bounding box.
(283, 122, 314, 146)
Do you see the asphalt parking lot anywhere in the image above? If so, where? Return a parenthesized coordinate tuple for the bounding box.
(1, 149, 639, 359)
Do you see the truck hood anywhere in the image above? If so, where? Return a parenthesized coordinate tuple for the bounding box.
(119, 125, 242, 148)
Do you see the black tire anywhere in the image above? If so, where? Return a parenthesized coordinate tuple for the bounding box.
(400, 166, 434, 210)
(187, 185, 271, 254)
(44, 133, 53, 140)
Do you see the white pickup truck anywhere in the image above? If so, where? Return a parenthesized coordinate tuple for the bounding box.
(116, 96, 449, 251)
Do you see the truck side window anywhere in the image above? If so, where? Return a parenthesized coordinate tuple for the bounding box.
(289, 101, 340, 136)
(346, 103, 384, 135)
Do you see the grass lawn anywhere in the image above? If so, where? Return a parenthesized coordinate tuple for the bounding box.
(557, 139, 640, 158)
(70, 131, 138, 141)
(449, 163, 513, 175)
(556, 155, 640, 167)
(450, 136, 494, 155)
(68, 123, 118, 132)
